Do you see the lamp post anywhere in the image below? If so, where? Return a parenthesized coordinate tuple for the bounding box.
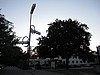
(18, 3, 40, 69)
(28, 3, 36, 58)
(28, 3, 41, 69)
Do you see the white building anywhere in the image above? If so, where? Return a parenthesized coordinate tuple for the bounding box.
(62, 56, 94, 67)
(29, 56, 96, 67)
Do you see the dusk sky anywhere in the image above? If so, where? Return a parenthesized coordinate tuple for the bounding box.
(0, 0, 100, 51)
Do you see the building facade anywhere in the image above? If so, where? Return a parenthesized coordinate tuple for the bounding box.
(29, 56, 96, 68)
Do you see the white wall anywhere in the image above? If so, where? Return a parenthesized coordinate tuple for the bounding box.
(29, 56, 95, 66)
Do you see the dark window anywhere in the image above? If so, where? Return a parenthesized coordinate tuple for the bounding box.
(72, 61, 74, 63)
(80, 61, 82, 63)
(76, 61, 78, 63)
(63, 61, 65, 64)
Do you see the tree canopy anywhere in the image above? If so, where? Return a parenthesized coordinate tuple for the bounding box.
(37, 19, 92, 61)
(0, 14, 23, 66)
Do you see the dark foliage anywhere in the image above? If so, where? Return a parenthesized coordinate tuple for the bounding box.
(36, 18, 92, 69)
(0, 14, 23, 66)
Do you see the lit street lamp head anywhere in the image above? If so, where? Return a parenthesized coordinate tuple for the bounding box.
(30, 3, 36, 14)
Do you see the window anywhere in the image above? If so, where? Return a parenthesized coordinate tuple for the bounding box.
(63, 61, 65, 64)
(76, 61, 78, 63)
(72, 61, 74, 63)
(80, 61, 82, 63)
(68, 61, 70, 63)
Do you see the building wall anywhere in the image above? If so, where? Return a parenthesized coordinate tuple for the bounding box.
(62, 56, 91, 66)
(29, 56, 95, 66)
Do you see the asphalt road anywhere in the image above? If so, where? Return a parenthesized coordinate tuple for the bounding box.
(0, 66, 98, 75)
(0, 67, 34, 75)
(0, 67, 65, 75)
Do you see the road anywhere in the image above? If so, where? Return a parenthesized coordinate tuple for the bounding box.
(0, 67, 34, 75)
(0, 67, 65, 75)
(0, 66, 98, 75)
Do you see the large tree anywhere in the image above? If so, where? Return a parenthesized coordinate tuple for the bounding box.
(0, 14, 22, 66)
(37, 19, 92, 69)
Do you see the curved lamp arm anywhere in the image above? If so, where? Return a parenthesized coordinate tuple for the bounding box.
(31, 25, 35, 30)
(31, 25, 41, 35)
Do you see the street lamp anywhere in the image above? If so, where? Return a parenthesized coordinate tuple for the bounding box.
(30, 4, 36, 14)
(28, 3, 36, 59)
(28, 3, 41, 69)
(17, 3, 40, 69)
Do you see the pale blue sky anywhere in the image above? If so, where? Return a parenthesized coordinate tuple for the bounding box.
(0, 0, 100, 51)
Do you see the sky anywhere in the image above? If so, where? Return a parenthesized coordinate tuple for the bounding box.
(0, 0, 100, 51)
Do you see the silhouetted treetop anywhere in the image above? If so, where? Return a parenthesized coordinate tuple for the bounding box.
(37, 18, 92, 69)
(0, 14, 23, 66)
